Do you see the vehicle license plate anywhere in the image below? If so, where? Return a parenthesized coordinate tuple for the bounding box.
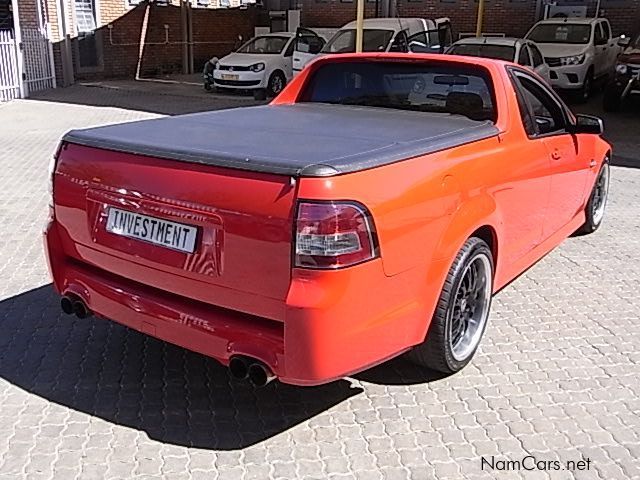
(221, 74, 239, 81)
(106, 208, 198, 254)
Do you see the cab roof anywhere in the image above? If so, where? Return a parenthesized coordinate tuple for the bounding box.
(534, 17, 604, 26)
(255, 32, 295, 38)
(342, 18, 427, 31)
(453, 37, 526, 47)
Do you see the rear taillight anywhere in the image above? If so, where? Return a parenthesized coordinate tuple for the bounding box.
(48, 142, 64, 207)
(295, 201, 379, 269)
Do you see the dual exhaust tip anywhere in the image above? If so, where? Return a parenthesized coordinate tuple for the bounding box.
(60, 295, 91, 319)
(229, 356, 275, 387)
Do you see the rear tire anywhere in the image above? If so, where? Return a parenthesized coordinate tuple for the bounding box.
(577, 159, 610, 235)
(407, 237, 494, 374)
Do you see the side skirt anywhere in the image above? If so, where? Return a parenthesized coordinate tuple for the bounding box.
(494, 211, 586, 292)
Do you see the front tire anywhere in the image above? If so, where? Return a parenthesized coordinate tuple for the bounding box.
(266, 70, 286, 97)
(407, 237, 494, 374)
(578, 160, 610, 234)
(574, 70, 593, 104)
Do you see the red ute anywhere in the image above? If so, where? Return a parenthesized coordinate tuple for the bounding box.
(44, 54, 611, 386)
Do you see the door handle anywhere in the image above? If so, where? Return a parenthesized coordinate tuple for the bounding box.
(551, 150, 562, 160)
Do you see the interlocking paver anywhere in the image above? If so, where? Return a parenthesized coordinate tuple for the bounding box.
(0, 86, 639, 480)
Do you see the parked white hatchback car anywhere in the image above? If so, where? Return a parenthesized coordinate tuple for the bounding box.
(525, 17, 622, 101)
(446, 37, 551, 84)
(212, 32, 296, 98)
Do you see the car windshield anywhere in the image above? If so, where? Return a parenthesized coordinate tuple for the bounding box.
(448, 44, 516, 62)
(527, 24, 592, 44)
(299, 61, 496, 122)
(322, 29, 395, 53)
(237, 36, 289, 54)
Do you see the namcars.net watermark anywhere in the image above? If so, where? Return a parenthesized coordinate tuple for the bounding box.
(481, 455, 591, 472)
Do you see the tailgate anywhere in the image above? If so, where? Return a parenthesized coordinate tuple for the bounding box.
(53, 142, 297, 313)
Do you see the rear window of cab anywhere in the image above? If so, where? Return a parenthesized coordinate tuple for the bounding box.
(298, 60, 497, 123)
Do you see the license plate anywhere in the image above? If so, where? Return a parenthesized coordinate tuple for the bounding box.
(221, 74, 239, 81)
(106, 208, 198, 254)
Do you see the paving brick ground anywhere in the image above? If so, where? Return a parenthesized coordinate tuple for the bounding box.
(0, 86, 639, 480)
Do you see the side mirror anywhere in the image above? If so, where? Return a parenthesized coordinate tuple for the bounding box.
(594, 37, 607, 46)
(569, 114, 604, 135)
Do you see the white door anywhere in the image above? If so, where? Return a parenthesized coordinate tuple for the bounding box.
(293, 28, 325, 75)
(529, 43, 551, 84)
(600, 21, 618, 76)
(593, 23, 608, 78)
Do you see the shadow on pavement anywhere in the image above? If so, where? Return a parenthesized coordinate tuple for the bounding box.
(0, 285, 362, 450)
(28, 84, 262, 116)
(573, 92, 640, 169)
(353, 356, 449, 385)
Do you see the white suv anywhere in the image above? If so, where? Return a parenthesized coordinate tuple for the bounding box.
(526, 17, 622, 102)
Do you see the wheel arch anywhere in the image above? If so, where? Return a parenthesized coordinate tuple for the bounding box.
(433, 193, 501, 264)
(469, 225, 499, 277)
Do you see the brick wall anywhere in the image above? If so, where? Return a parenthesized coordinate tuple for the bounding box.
(61, 1, 258, 80)
(16, 0, 40, 29)
(301, 0, 640, 38)
(191, 6, 257, 67)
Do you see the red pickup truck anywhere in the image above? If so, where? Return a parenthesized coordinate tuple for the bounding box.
(45, 54, 610, 387)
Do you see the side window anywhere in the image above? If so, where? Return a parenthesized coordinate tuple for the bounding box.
(530, 44, 544, 67)
(601, 21, 611, 40)
(438, 23, 453, 50)
(407, 32, 434, 53)
(389, 31, 408, 52)
(296, 35, 324, 54)
(512, 71, 567, 136)
(518, 45, 532, 66)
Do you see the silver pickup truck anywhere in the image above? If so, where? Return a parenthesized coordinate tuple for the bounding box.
(526, 17, 623, 102)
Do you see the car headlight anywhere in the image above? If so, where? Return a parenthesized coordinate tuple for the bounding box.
(615, 64, 628, 75)
(560, 54, 586, 66)
(250, 63, 265, 72)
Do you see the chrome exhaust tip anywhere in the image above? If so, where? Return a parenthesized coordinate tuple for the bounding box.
(229, 356, 250, 380)
(247, 362, 275, 388)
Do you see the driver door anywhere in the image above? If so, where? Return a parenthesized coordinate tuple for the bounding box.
(293, 28, 325, 75)
(511, 69, 588, 239)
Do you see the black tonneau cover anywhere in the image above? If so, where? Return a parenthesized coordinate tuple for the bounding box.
(63, 103, 499, 177)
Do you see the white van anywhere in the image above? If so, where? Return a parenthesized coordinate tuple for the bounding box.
(293, 18, 452, 75)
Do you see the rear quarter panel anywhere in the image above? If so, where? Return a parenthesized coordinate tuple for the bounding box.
(295, 57, 514, 286)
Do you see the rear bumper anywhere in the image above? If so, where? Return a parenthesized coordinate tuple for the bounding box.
(45, 219, 443, 386)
